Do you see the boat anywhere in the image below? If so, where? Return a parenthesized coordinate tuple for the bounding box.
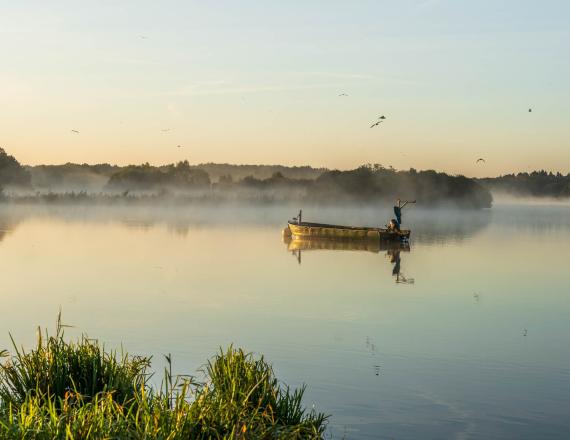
(284, 202, 414, 242)
(286, 220, 410, 241)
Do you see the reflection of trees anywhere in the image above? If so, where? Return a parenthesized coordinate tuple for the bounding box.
(166, 222, 191, 237)
(0, 205, 295, 241)
(118, 220, 191, 237)
(0, 214, 20, 244)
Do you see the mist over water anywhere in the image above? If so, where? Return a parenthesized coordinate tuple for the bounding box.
(1, 203, 569, 439)
(491, 191, 570, 206)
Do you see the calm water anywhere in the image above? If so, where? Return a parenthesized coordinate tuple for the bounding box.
(1, 204, 569, 439)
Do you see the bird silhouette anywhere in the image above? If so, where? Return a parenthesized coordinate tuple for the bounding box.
(338, 93, 348, 97)
(370, 121, 383, 128)
(528, 108, 532, 112)
(378, 115, 386, 120)
(476, 158, 486, 163)
(176, 145, 182, 148)
(523, 328, 528, 336)
(71, 130, 80, 134)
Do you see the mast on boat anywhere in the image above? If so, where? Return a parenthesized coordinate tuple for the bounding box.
(292, 209, 302, 225)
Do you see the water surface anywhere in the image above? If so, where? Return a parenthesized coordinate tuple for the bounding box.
(1, 204, 569, 439)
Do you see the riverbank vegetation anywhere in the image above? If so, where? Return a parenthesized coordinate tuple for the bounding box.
(0, 148, 496, 208)
(310, 165, 492, 208)
(0, 319, 327, 439)
(479, 171, 570, 199)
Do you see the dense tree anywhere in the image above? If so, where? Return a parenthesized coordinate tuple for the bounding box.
(0, 148, 31, 188)
(28, 162, 119, 192)
(207, 164, 492, 208)
(193, 163, 325, 182)
(479, 171, 570, 198)
(106, 161, 211, 191)
(238, 172, 311, 190)
(310, 165, 492, 208)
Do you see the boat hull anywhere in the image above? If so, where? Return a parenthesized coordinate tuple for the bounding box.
(287, 221, 410, 241)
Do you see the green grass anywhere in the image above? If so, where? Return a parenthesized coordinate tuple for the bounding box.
(0, 318, 328, 439)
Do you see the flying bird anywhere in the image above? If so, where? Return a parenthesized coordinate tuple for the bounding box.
(338, 93, 348, 97)
(476, 158, 486, 163)
(176, 145, 182, 148)
(370, 121, 383, 128)
(523, 328, 528, 336)
(161, 128, 171, 132)
(71, 130, 80, 134)
(528, 108, 532, 112)
(378, 115, 386, 120)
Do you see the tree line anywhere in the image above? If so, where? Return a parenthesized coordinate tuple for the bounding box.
(478, 171, 570, 198)
(0, 148, 509, 208)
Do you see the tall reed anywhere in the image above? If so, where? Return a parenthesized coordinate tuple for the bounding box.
(0, 318, 328, 439)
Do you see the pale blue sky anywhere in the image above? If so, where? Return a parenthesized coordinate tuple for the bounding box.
(1, 0, 569, 176)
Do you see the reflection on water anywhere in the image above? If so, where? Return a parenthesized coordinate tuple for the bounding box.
(408, 209, 491, 244)
(1, 204, 570, 439)
(284, 235, 410, 253)
(283, 235, 414, 284)
(388, 248, 414, 285)
(0, 212, 19, 243)
(0, 204, 497, 244)
(0, 227, 10, 243)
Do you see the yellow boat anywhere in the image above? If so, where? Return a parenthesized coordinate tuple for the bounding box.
(286, 220, 410, 241)
(285, 203, 414, 242)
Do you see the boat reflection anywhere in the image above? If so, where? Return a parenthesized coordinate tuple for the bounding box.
(387, 247, 414, 284)
(283, 236, 414, 284)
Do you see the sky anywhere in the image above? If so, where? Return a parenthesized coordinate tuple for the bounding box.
(1, 0, 569, 177)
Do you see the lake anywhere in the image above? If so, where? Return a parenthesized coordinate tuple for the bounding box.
(1, 203, 569, 439)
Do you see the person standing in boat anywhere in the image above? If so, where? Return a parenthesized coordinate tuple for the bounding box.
(388, 199, 404, 231)
(393, 199, 415, 229)
(393, 201, 402, 230)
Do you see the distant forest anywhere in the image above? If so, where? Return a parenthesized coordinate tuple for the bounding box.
(5, 148, 566, 208)
(478, 172, 570, 198)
